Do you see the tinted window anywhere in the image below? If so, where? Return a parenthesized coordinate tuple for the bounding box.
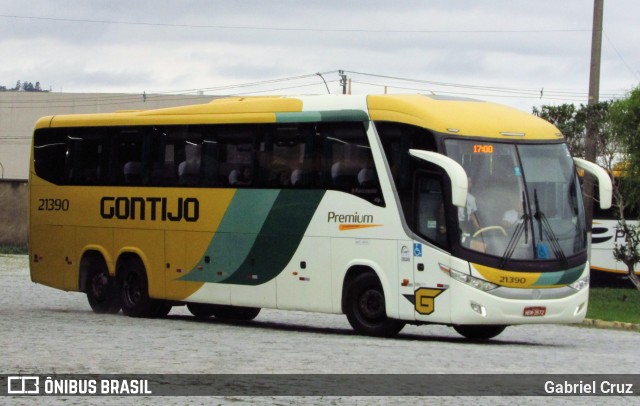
(376, 122, 442, 241)
(32, 122, 384, 206)
(33, 128, 67, 185)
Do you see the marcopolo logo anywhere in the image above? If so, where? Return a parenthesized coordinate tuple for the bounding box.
(100, 196, 199, 222)
(327, 211, 382, 231)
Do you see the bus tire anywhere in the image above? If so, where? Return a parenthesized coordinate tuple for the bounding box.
(153, 302, 173, 318)
(453, 325, 507, 340)
(210, 305, 261, 321)
(119, 257, 169, 318)
(187, 303, 216, 319)
(85, 257, 121, 314)
(345, 272, 405, 337)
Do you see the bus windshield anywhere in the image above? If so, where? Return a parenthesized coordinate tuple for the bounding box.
(444, 140, 586, 263)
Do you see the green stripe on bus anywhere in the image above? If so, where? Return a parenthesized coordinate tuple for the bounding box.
(556, 265, 585, 285)
(276, 112, 322, 123)
(180, 189, 279, 283)
(533, 265, 584, 286)
(320, 109, 369, 124)
(181, 189, 325, 285)
(222, 189, 325, 285)
(276, 110, 369, 123)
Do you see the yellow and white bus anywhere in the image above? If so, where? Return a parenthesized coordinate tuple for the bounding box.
(29, 94, 612, 339)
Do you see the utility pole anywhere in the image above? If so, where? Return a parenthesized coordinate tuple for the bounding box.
(584, 0, 604, 254)
(339, 70, 348, 95)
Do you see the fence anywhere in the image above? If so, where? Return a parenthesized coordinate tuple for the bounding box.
(0, 180, 28, 248)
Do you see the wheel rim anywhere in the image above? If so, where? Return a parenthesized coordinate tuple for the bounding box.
(123, 272, 142, 307)
(89, 272, 108, 302)
(358, 289, 385, 322)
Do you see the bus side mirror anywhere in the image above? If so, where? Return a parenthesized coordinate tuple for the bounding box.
(573, 158, 613, 210)
(409, 149, 468, 208)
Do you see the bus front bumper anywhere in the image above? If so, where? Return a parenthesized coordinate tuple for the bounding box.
(447, 279, 589, 325)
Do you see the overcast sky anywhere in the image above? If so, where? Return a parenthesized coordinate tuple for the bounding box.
(1, 0, 639, 112)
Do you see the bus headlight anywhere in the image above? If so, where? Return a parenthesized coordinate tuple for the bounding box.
(449, 269, 498, 292)
(569, 276, 589, 291)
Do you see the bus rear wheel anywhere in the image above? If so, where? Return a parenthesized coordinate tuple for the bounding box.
(210, 305, 261, 321)
(453, 325, 507, 340)
(85, 258, 121, 314)
(119, 258, 171, 318)
(345, 272, 405, 337)
(187, 303, 216, 319)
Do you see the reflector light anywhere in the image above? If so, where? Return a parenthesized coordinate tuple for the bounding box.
(470, 302, 486, 316)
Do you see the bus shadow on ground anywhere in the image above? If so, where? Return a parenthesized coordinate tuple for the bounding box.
(166, 313, 551, 347)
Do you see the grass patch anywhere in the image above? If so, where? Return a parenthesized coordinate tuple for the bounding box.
(0, 245, 28, 255)
(587, 287, 640, 324)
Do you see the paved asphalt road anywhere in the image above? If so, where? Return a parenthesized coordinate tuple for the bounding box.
(2, 255, 638, 405)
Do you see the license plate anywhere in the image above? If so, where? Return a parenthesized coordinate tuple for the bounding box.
(523, 306, 546, 317)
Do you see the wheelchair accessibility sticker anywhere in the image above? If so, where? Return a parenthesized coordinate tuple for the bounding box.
(413, 243, 422, 257)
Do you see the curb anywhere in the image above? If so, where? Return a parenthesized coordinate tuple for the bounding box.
(582, 318, 640, 332)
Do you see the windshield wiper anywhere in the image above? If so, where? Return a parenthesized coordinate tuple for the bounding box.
(500, 191, 529, 268)
(533, 189, 568, 267)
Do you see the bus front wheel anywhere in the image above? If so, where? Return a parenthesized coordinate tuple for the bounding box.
(345, 272, 405, 337)
(119, 258, 171, 318)
(453, 325, 507, 340)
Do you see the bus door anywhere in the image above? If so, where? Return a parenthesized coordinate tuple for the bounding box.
(409, 172, 453, 323)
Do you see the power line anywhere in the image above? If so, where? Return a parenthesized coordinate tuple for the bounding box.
(603, 30, 640, 82)
(0, 14, 591, 35)
(215, 79, 341, 96)
(345, 71, 624, 101)
(0, 70, 628, 114)
(351, 80, 599, 103)
(0, 72, 340, 108)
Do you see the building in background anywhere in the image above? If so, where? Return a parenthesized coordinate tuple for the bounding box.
(0, 91, 217, 247)
(0, 92, 217, 180)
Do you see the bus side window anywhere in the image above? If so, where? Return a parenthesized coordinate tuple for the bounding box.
(178, 158, 200, 186)
(376, 121, 440, 239)
(63, 129, 110, 186)
(116, 129, 145, 186)
(201, 135, 221, 186)
(261, 125, 302, 188)
(414, 173, 448, 249)
(177, 140, 202, 186)
(216, 125, 257, 187)
(33, 128, 67, 185)
(321, 122, 384, 206)
(123, 161, 143, 185)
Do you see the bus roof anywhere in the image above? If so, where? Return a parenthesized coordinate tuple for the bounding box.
(35, 94, 563, 141)
(367, 94, 562, 140)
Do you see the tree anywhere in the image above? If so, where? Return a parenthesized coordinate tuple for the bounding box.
(533, 104, 584, 156)
(608, 85, 640, 290)
(0, 80, 48, 92)
(535, 100, 639, 289)
(532, 102, 611, 161)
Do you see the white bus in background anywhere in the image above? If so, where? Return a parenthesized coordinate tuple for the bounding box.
(590, 182, 640, 283)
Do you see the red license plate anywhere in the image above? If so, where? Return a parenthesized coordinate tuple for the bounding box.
(523, 306, 546, 317)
